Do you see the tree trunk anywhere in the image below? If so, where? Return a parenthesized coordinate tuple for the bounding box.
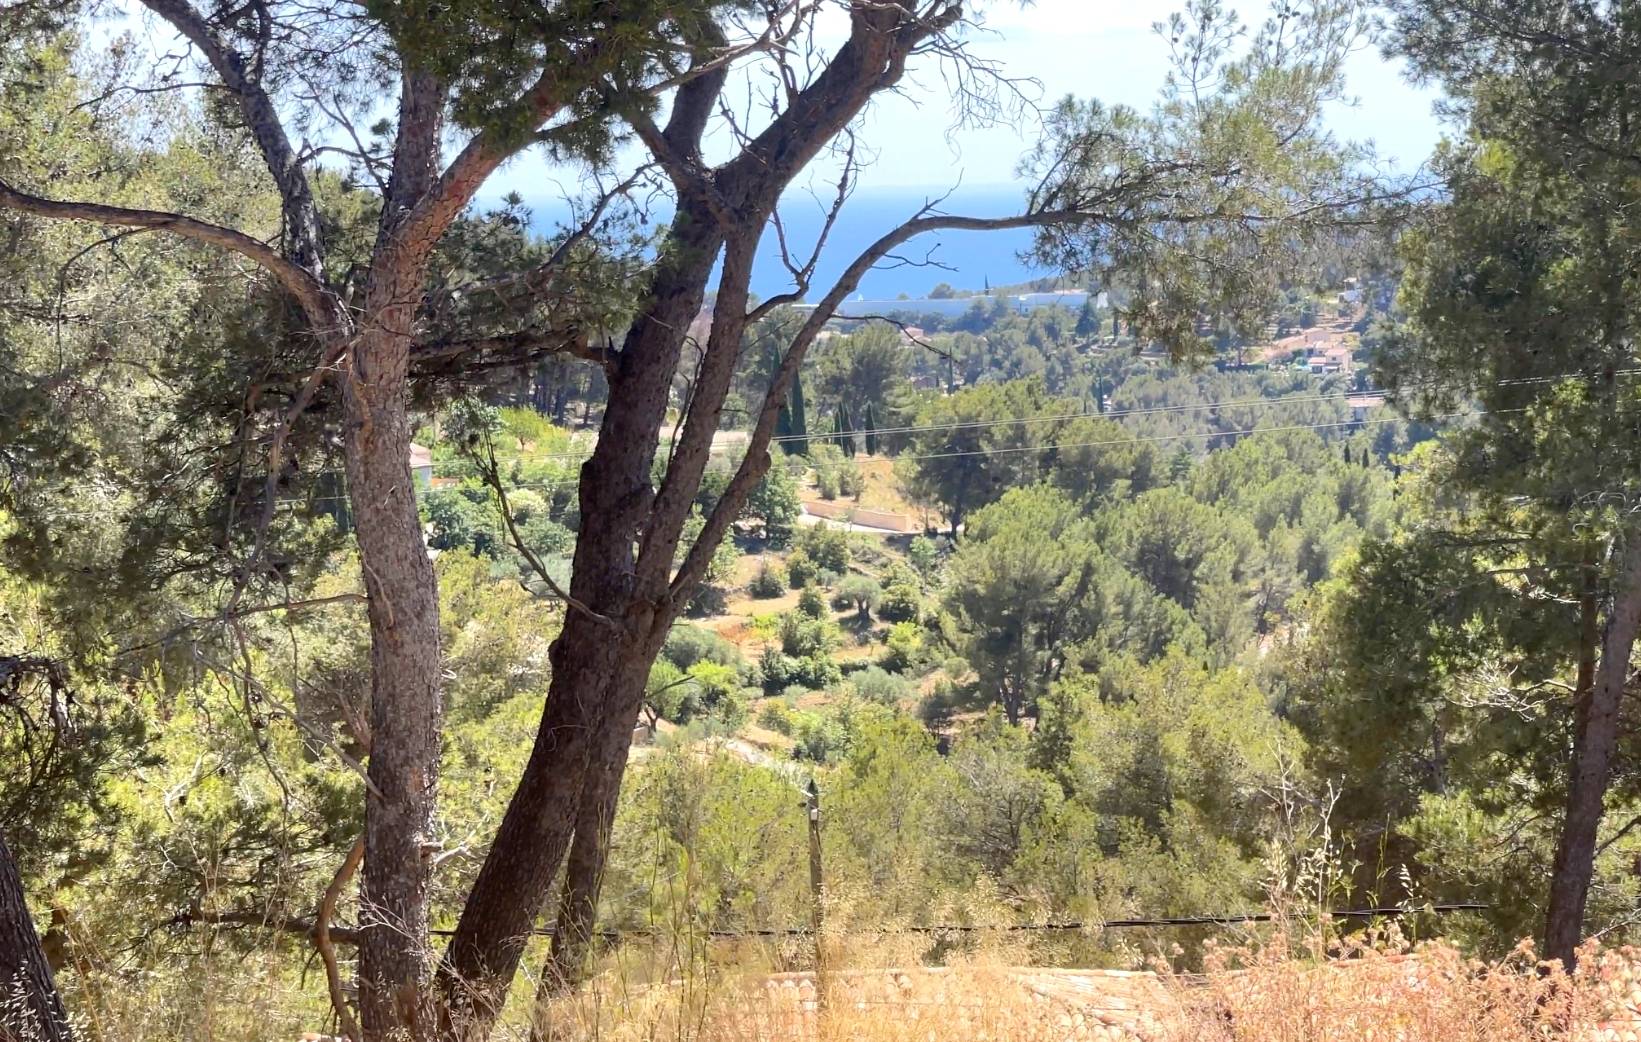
(0, 831, 71, 1042)
(1544, 536, 1641, 968)
(438, 13, 964, 1029)
(346, 332, 444, 1040)
(437, 214, 721, 1041)
(346, 64, 454, 1042)
(527, 738, 626, 1042)
(439, 637, 651, 1038)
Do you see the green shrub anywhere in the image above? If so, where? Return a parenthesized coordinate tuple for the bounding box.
(780, 611, 838, 657)
(758, 699, 795, 735)
(786, 548, 819, 588)
(796, 585, 829, 619)
(816, 467, 841, 500)
(758, 648, 797, 693)
(811, 444, 864, 501)
(663, 625, 740, 671)
(749, 559, 787, 598)
(908, 535, 940, 579)
(851, 665, 913, 706)
(883, 621, 926, 672)
(799, 522, 851, 572)
(747, 460, 801, 547)
(792, 711, 849, 763)
(789, 654, 842, 690)
(878, 581, 921, 623)
(425, 485, 501, 556)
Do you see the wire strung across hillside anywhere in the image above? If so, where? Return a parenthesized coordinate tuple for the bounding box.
(13, 406, 1497, 522)
(269, 408, 1495, 515)
(21, 362, 1640, 519)
(419, 902, 1492, 941)
(451, 364, 1641, 468)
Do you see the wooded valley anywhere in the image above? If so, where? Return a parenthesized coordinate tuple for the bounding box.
(2, 1, 1641, 1040)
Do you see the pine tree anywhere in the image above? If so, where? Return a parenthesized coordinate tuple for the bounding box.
(863, 402, 879, 456)
(1168, 446, 1193, 483)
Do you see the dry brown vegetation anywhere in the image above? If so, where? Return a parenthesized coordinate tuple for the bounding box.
(529, 930, 1641, 1042)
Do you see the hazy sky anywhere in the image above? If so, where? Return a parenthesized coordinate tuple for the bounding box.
(493, 0, 1448, 201)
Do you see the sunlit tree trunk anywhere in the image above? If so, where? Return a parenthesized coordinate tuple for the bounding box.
(0, 832, 71, 1042)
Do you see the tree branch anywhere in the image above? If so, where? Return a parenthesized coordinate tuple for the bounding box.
(316, 837, 366, 1042)
(169, 908, 361, 946)
(138, 0, 327, 276)
(0, 179, 334, 322)
(470, 438, 618, 628)
(433, 166, 650, 314)
(412, 325, 611, 379)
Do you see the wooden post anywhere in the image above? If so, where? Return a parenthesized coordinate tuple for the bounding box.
(806, 778, 826, 1010)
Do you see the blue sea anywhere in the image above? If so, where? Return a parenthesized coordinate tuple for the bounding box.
(509, 183, 1049, 301)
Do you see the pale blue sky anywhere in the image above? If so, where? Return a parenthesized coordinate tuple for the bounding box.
(492, 0, 1446, 200)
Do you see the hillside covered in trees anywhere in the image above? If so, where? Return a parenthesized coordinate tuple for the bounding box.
(2, 1, 1641, 1041)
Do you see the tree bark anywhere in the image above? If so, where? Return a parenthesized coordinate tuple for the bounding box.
(527, 745, 625, 1042)
(437, 210, 722, 1040)
(1544, 535, 1641, 968)
(345, 314, 444, 1041)
(0, 831, 71, 1042)
(340, 64, 453, 1042)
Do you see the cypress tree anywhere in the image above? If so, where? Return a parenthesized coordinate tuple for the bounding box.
(775, 401, 793, 444)
(835, 403, 853, 456)
(863, 402, 879, 456)
(789, 369, 809, 455)
(1075, 298, 1098, 339)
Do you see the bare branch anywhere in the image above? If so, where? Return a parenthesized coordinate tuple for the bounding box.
(469, 438, 618, 628)
(138, 0, 328, 276)
(316, 837, 366, 1042)
(749, 131, 859, 322)
(168, 908, 361, 947)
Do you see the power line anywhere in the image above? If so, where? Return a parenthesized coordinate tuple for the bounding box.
(414, 902, 1492, 941)
(842, 411, 1494, 468)
(5, 407, 1506, 521)
(284, 410, 1469, 511)
(16, 362, 1633, 518)
(461, 364, 1641, 466)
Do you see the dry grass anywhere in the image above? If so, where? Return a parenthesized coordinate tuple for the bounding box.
(47, 917, 1641, 1041)
(62, 947, 327, 1042)
(529, 930, 1641, 1042)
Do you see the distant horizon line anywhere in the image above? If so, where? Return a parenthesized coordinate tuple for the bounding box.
(477, 181, 1033, 208)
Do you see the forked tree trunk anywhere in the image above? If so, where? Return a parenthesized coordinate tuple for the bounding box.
(0, 832, 71, 1042)
(440, 634, 654, 1038)
(526, 738, 626, 1042)
(1544, 537, 1641, 968)
(437, 214, 722, 1039)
